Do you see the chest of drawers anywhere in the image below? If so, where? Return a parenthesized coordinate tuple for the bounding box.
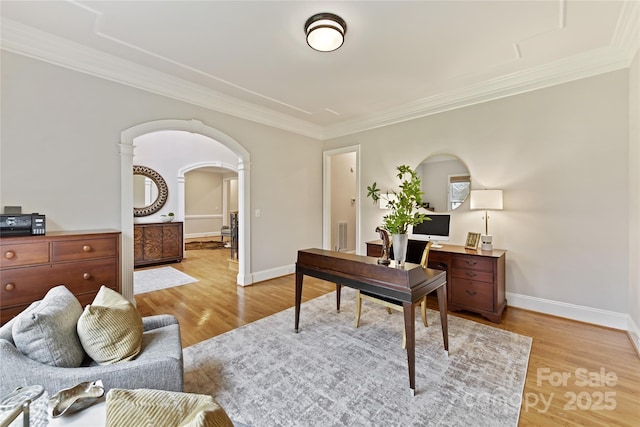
(0, 230, 121, 324)
(366, 240, 506, 323)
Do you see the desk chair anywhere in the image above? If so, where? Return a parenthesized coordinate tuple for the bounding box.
(355, 241, 433, 349)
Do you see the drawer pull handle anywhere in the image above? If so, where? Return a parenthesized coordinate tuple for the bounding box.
(465, 290, 477, 296)
(465, 260, 477, 266)
(4, 251, 15, 259)
(82, 245, 92, 252)
(465, 271, 478, 278)
(83, 273, 92, 280)
(4, 283, 15, 292)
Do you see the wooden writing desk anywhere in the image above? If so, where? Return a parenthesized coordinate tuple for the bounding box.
(295, 248, 448, 394)
(366, 240, 507, 323)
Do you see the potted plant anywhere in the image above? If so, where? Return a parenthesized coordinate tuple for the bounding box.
(367, 165, 429, 266)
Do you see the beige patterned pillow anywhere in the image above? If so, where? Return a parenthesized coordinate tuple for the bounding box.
(106, 388, 234, 427)
(76, 286, 143, 365)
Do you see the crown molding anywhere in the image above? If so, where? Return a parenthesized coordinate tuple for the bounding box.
(0, 19, 324, 140)
(322, 44, 634, 139)
(2, 3, 638, 142)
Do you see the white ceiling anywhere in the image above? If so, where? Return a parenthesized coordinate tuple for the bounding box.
(1, 1, 638, 139)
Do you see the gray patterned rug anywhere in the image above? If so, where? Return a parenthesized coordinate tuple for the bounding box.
(184, 288, 532, 427)
(133, 266, 198, 295)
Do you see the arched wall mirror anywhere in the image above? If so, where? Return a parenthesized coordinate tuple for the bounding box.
(133, 165, 168, 217)
(416, 154, 470, 212)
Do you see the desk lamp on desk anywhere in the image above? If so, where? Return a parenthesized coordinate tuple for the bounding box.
(470, 189, 503, 251)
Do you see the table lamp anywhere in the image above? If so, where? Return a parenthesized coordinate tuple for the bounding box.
(470, 189, 503, 251)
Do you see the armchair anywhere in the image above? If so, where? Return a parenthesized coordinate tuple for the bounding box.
(0, 314, 184, 397)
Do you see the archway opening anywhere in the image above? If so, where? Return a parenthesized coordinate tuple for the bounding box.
(120, 119, 252, 301)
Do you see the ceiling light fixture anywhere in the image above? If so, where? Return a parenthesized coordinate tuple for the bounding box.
(305, 13, 347, 52)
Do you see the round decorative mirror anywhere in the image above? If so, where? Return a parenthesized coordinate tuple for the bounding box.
(416, 154, 470, 212)
(133, 165, 168, 217)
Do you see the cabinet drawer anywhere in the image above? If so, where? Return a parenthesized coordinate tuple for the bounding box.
(451, 268, 493, 283)
(52, 237, 117, 262)
(452, 255, 493, 272)
(450, 279, 493, 311)
(1, 264, 54, 307)
(1, 242, 50, 268)
(1, 259, 117, 307)
(366, 244, 382, 258)
(429, 251, 449, 263)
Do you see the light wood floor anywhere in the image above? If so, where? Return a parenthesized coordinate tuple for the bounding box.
(135, 247, 640, 426)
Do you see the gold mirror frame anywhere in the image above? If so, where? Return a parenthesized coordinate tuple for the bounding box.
(133, 165, 168, 217)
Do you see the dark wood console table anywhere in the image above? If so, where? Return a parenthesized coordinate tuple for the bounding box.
(295, 248, 448, 394)
(366, 240, 507, 323)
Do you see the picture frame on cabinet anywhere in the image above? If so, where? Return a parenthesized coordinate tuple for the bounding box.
(465, 232, 481, 250)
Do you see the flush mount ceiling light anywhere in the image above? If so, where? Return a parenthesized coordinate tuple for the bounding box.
(305, 13, 347, 52)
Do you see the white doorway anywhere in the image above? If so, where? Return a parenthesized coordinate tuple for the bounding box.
(120, 119, 252, 302)
(323, 146, 360, 253)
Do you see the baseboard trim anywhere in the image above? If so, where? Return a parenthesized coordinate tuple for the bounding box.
(185, 232, 220, 239)
(251, 264, 296, 284)
(245, 269, 635, 334)
(506, 292, 628, 330)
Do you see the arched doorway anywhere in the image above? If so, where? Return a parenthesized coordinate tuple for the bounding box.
(120, 119, 252, 301)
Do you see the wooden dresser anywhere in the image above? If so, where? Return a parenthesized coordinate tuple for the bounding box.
(134, 222, 183, 267)
(366, 240, 506, 323)
(1, 230, 121, 325)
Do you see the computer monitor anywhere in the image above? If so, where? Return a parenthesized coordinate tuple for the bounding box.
(409, 213, 451, 248)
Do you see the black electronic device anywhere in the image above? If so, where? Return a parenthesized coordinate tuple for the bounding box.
(0, 213, 46, 236)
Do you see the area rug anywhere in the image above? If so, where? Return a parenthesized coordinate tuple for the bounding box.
(133, 266, 198, 295)
(185, 240, 226, 250)
(184, 288, 532, 427)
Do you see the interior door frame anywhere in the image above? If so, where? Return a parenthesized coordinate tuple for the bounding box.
(322, 145, 361, 253)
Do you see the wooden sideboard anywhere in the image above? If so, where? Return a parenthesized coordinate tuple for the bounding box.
(134, 222, 183, 267)
(366, 240, 506, 323)
(0, 230, 121, 325)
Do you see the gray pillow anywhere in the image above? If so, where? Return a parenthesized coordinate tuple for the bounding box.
(12, 285, 85, 367)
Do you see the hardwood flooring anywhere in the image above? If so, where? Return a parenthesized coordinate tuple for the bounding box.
(135, 247, 640, 426)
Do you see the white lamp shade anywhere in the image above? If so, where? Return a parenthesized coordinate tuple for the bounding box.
(470, 190, 503, 210)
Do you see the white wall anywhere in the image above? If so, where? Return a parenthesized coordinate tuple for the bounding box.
(0, 51, 323, 277)
(184, 169, 223, 237)
(1, 49, 636, 331)
(629, 50, 640, 351)
(324, 70, 630, 324)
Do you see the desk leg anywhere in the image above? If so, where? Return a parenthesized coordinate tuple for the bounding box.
(336, 284, 341, 312)
(437, 284, 449, 352)
(295, 272, 303, 333)
(403, 302, 416, 395)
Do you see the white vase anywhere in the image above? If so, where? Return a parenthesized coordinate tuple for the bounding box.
(392, 233, 408, 267)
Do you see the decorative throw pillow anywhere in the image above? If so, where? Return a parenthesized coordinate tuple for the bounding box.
(76, 286, 143, 365)
(12, 285, 85, 367)
(106, 388, 234, 427)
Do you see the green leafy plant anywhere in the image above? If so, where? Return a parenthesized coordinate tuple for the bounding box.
(367, 165, 429, 234)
